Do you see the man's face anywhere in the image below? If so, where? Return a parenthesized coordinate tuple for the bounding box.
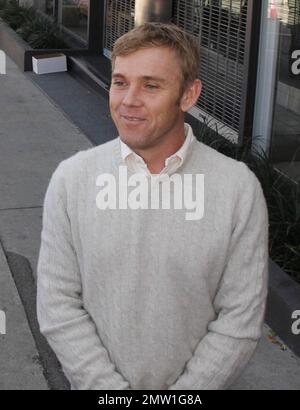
(109, 47, 187, 151)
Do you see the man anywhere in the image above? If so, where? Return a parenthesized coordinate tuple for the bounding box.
(36, 22, 269, 390)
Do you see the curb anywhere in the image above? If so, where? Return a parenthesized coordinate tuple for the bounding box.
(4, 251, 70, 390)
(265, 258, 300, 357)
(0, 242, 48, 389)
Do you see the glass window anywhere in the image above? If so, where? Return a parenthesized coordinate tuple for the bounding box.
(104, 0, 135, 59)
(270, 0, 300, 182)
(31, 0, 54, 15)
(173, 0, 249, 141)
(60, 0, 89, 41)
(45, 0, 54, 16)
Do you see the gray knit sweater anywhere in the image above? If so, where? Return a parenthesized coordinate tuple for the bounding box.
(36, 133, 269, 390)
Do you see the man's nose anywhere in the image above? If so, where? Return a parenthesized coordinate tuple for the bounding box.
(122, 85, 143, 107)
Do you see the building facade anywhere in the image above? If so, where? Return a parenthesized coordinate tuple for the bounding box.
(22, 0, 300, 182)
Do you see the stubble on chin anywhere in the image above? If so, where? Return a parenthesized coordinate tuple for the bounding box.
(120, 134, 153, 151)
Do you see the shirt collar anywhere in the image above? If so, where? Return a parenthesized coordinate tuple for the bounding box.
(119, 123, 195, 167)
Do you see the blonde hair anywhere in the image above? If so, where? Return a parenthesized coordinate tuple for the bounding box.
(111, 22, 200, 97)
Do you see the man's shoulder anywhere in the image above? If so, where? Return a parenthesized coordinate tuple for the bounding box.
(193, 139, 250, 174)
(195, 141, 263, 203)
(55, 137, 119, 174)
(46, 138, 120, 195)
(192, 139, 262, 195)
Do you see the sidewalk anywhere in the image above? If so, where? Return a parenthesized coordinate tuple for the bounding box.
(0, 55, 300, 389)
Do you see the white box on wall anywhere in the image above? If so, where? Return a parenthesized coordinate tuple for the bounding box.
(32, 53, 67, 75)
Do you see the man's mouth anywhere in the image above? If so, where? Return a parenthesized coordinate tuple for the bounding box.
(121, 115, 146, 122)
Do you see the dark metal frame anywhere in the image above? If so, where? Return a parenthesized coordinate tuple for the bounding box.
(54, 0, 59, 19)
(87, 0, 105, 53)
(239, 0, 263, 146)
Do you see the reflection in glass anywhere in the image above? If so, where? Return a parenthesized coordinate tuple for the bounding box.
(34, 0, 54, 15)
(61, 0, 89, 41)
(45, 0, 54, 15)
(270, 0, 300, 182)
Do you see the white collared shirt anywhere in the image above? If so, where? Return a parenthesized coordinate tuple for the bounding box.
(119, 123, 195, 178)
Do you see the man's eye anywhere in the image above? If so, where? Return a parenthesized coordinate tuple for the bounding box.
(146, 84, 158, 90)
(113, 81, 126, 87)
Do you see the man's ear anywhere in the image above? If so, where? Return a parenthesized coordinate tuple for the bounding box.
(180, 79, 202, 112)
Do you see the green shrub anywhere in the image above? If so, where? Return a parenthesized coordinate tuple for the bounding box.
(0, 0, 35, 30)
(16, 15, 69, 48)
(0, 0, 7, 10)
(0, 0, 69, 49)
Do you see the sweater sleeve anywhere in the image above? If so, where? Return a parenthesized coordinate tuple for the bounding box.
(36, 161, 131, 390)
(168, 163, 269, 390)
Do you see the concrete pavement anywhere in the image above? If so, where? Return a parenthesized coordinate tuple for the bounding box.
(0, 55, 300, 389)
(0, 240, 47, 389)
(0, 55, 92, 389)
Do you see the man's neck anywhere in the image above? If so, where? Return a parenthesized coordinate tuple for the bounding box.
(133, 125, 186, 174)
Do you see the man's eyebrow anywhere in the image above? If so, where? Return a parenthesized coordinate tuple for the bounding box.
(112, 73, 125, 78)
(141, 76, 167, 83)
(112, 73, 167, 83)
